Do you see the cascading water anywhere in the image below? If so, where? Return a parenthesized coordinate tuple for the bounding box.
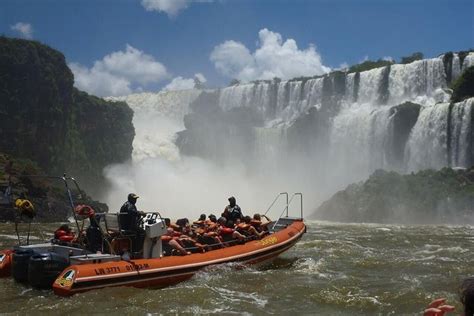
(102, 52, 474, 216)
(214, 52, 474, 183)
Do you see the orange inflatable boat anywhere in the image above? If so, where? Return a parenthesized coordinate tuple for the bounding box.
(53, 218, 306, 296)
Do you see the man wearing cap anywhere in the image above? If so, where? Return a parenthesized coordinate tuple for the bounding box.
(119, 193, 145, 232)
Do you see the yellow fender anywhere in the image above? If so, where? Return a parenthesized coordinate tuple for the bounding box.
(14, 199, 35, 218)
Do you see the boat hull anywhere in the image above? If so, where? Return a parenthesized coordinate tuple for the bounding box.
(53, 220, 306, 296)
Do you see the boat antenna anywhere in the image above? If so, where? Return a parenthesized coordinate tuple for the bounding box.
(62, 174, 82, 238)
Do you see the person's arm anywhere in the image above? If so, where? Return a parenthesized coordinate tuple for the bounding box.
(423, 298, 455, 316)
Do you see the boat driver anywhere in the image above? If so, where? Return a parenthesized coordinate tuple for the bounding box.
(120, 193, 146, 232)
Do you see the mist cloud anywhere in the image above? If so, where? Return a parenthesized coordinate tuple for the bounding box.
(210, 28, 330, 82)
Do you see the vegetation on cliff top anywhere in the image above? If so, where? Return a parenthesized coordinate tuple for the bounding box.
(313, 168, 474, 224)
(450, 66, 474, 103)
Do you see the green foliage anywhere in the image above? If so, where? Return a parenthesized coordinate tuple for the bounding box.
(348, 59, 394, 73)
(400, 52, 424, 64)
(314, 168, 474, 224)
(451, 66, 474, 102)
(0, 36, 134, 194)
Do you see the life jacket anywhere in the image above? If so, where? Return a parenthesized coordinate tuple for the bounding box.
(250, 220, 262, 229)
(170, 223, 180, 231)
(193, 220, 206, 227)
(74, 204, 95, 219)
(220, 227, 234, 235)
(54, 229, 75, 242)
(161, 235, 173, 243)
(236, 223, 250, 233)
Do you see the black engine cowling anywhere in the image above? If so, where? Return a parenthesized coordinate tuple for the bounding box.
(28, 252, 69, 289)
(11, 248, 35, 283)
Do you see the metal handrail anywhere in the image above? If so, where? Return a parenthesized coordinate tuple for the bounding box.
(271, 193, 297, 230)
(264, 192, 288, 216)
(290, 193, 303, 219)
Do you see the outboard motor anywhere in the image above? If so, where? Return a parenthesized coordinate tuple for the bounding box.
(28, 252, 69, 289)
(11, 248, 35, 283)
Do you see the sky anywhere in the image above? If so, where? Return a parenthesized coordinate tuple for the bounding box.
(1, 0, 473, 96)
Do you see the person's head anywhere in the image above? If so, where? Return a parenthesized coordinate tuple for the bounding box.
(59, 224, 70, 232)
(228, 196, 236, 207)
(218, 216, 227, 226)
(208, 214, 217, 223)
(226, 220, 234, 228)
(164, 218, 171, 227)
(198, 214, 206, 221)
(253, 213, 261, 221)
(243, 216, 252, 224)
(461, 277, 474, 316)
(176, 218, 189, 228)
(127, 193, 139, 204)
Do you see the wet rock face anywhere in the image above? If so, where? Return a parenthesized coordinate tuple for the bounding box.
(0, 37, 134, 193)
(386, 102, 422, 167)
(0, 37, 74, 171)
(313, 168, 474, 225)
(176, 91, 264, 161)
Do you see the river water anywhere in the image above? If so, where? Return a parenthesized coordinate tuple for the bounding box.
(0, 221, 472, 315)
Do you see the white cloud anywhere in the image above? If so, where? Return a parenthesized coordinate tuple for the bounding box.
(338, 62, 349, 71)
(69, 63, 132, 97)
(162, 73, 207, 91)
(10, 22, 33, 39)
(70, 44, 168, 97)
(210, 28, 330, 82)
(141, 0, 212, 17)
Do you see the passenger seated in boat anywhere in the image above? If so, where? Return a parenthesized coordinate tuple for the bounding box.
(165, 218, 181, 232)
(177, 234, 205, 253)
(176, 218, 190, 233)
(54, 224, 75, 242)
(193, 214, 206, 227)
(222, 196, 243, 222)
(218, 218, 245, 243)
(161, 228, 188, 256)
(251, 214, 271, 232)
(237, 216, 266, 239)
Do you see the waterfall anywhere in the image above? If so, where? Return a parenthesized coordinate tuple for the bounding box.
(107, 89, 202, 161)
(103, 52, 474, 213)
(212, 52, 474, 184)
(405, 102, 450, 171)
(388, 57, 447, 105)
(329, 103, 393, 181)
(449, 98, 473, 167)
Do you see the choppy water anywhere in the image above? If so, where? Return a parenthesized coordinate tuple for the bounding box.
(0, 221, 473, 315)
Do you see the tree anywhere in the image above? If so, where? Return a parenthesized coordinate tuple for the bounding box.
(400, 52, 424, 64)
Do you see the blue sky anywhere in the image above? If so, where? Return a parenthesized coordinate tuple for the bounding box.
(1, 0, 473, 96)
